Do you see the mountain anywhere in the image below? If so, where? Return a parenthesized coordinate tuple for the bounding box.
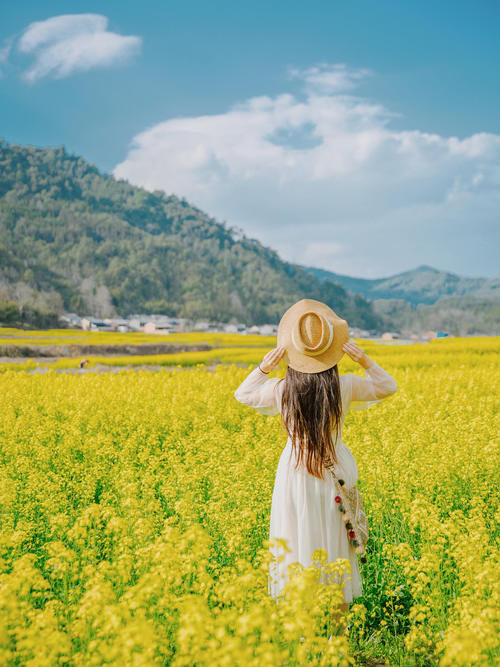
(303, 264, 500, 306)
(0, 139, 381, 328)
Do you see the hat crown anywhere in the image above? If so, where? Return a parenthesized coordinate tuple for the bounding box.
(292, 311, 334, 357)
(277, 298, 349, 373)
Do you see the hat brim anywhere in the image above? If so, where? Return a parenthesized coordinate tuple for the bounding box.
(277, 298, 349, 373)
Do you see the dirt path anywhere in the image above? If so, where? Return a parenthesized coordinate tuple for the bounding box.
(0, 343, 213, 357)
(2, 361, 254, 374)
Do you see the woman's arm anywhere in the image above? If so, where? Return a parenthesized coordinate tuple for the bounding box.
(342, 341, 398, 410)
(234, 346, 285, 415)
(234, 366, 283, 415)
(348, 361, 398, 409)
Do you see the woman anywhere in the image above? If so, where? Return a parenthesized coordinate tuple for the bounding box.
(234, 299, 398, 636)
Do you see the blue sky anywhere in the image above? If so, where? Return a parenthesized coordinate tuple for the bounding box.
(1, 1, 499, 279)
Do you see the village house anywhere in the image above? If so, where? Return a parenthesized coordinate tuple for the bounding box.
(381, 331, 400, 340)
(80, 317, 113, 332)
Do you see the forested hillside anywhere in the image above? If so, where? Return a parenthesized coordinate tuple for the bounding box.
(0, 140, 380, 327)
(305, 264, 500, 305)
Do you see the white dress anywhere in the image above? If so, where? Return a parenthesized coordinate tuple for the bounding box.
(234, 360, 398, 604)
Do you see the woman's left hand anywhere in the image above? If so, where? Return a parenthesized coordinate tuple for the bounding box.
(260, 346, 286, 373)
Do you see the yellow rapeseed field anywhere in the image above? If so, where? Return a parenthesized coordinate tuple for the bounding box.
(0, 327, 276, 348)
(0, 336, 498, 665)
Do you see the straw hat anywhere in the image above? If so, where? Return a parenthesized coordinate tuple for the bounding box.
(277, 298, 350, 373)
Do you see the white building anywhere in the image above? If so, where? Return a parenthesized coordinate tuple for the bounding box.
(144, 320, 173, 334)
(259, 324, 278, 335)
(381, 331, 400, 340)
(80, 317, 113, 332)
(59, 313, 82, 327)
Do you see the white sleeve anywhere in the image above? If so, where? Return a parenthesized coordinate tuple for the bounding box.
(344, 361, 398, 411)
(234, 366, 283, 416)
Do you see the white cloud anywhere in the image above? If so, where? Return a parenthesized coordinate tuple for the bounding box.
(289, 63, 374, 94)
(0, 37, 13, 77)
(113, 63, 500, 278)
(17, 14, 141, 82)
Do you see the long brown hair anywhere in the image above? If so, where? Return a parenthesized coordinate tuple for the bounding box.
(279, 364, 343, 480)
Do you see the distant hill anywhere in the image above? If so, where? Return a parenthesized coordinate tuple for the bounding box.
(303, 264, 500, 306)
(0, 140, 381, 328)
(371, 296, 500, 337)
(303, 265, 500, 335)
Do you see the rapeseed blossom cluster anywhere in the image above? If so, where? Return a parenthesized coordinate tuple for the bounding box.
(0, 335, 498, 665)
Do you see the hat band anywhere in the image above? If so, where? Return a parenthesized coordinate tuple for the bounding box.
(291, 318, 334, 356)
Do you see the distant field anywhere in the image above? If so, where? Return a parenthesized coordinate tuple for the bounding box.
(0, 327, 276, 348)
(1, 328, 497, 375)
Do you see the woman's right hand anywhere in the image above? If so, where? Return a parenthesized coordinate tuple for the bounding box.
(260, 345, 286, 373)
(342, 341, 371, 368)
